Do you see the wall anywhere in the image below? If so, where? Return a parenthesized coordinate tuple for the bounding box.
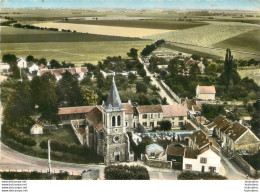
(235, 131, 260, 154)
(159, 80, 181, 104)
(138, 112, 163, 130)
(163, 116, 187, 129)
(144, 155, 172, 169)
(197, 93, 215, 101)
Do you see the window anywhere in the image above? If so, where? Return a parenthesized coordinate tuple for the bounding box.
(142, 114, 147, 119)
(185, 164, 192, 170)
(179, 116, 184, 120)
(200, 157, 207, 164)
(172, 117, 175, 120)
(143, 122, 147, 126)
(209, 167, 216, 173)
(117, 115, 121, 126)
(151, 114, 153, 119)
(158, 113, 160, 118)
(172, 122, 175, 127)
(150, 122, 154, 128)
(151, 152, 155, 156)
(112, 116, 116, 127)
(179, 122, 184, 126)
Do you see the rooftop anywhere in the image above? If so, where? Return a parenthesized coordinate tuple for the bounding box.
(85, 107, 103, 131)
(58, 106, 96, 115)
(136, 104, 163, 114)
(162, 104, 187, 117)
(197, 85, 216, 94)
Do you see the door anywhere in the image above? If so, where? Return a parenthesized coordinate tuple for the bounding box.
(201, 166, 205, 172)
(115, 155, 120, 162)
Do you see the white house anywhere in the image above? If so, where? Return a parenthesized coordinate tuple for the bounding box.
(28, 63, 39, 74)
(183, 145, 221, 173)
(30, 123, 43, 135)
(17, 57, 27, 69)
(196, 85, 216, 101)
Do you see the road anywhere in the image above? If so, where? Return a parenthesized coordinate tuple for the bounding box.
(0, 143, 179, 180)
(139, 58, 177, 105)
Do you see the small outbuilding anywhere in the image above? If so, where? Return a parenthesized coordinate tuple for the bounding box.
(145, 143, 164, 158)
(30, 123, 44, 135)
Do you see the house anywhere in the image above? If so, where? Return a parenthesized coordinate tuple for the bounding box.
(30, 123, 43, 135)
(161, 104, 188, 128)
(135, 105, 163, 130)
(0, 63, 11, 75)
(146, 143, 164, 159)
(166, 144, 221, 173)
(184, 58, 205, 74)
(17, 57, 27, 68)
(206, 116, 231, 137)
(182, 98, 201, 116)
(196, 85, 216, 101)
(38, 67, 88, 81)
(28, 63, 39, 74)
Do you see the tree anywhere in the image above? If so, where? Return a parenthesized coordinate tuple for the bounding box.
(81, 87, 98, 106)
(224, 49, 233, 88)
(138, 68, 146, 77)
(168, 58, 180, 76)
(38, 58, 47, 66)
(160, 120, 172, 131)
(56, 71, 83, 106)
(161, 97, 167, 105)
(97, 73, 105, 89)
(26, 55, 35, 63)
(201, 104, 225, 121)
(189, 63, 201, 79)
(50, 59, 61, 69)
(128, 73, 137, 83)
(136, 82, 147, 93)
(127, 48, 138, 59)
(2, 54, 19, 79)
(206, 63, 217, 73)
(191, 54, 200, 61)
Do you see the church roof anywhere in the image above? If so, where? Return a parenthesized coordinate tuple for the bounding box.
(103, 77, 124, 110)
(86, 107, 103, 131)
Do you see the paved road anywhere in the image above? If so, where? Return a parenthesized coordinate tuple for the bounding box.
(0, 144, 179, 180)
(139, 58, 177, 105)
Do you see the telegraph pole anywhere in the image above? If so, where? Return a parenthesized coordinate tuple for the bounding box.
(48, 140, 51, 173)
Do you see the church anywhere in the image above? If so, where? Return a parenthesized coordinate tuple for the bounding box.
(59, 77, 188, 165)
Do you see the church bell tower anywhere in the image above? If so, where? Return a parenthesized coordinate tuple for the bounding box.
(101, 77, 130, 165)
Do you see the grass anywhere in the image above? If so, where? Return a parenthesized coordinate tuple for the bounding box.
(213, 29, 260, 54)
(238, 69, 260, 86)
(1, 26, 143, 43)
(63, 20, 208, 30)
(1, 41, 152, 65)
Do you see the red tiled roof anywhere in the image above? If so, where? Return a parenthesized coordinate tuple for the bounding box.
(123, 103, 134, 114)
(197, 86, 216, 94)
(162, 104, 187, 117)
(58, 106, 96, 115)
(136, 105, 163, 114)
(86, 107, 103, 131)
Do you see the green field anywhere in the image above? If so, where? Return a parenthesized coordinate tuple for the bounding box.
(1, 26, 142, 43)
(1, 41, 152, 64)
(213, 29, 260, 54)
(63, 20, 208, 30)
(238, 69, 260, 86)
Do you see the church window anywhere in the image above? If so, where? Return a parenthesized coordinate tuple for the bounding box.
(117, 115, 121, 126)
(112, 116, 116, 126)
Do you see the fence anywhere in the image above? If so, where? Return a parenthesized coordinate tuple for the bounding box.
(159, 80, 182, 104)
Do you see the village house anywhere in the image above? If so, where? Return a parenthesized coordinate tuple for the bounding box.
(182, 98, 201, 117)
(17, 57, 27, 69)
(38, 67, 88, 81)
(184, 57, 205, 74)
(166, 144, 221, 173)
(196, 85, 216, 101)
(28, 63, 39, 74)
(161, 104, 187, 128)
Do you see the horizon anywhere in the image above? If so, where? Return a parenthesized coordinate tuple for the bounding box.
(1, 0, 260, 11)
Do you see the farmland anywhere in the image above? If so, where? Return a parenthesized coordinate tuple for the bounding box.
(238, 69, 260, 86)
(32, 22, 174, 38)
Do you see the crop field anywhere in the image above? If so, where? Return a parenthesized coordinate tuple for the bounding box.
(213, 29, 260, 54)
(1, 26, 142, 43)
(144, 21, 259, 46)
(32, 22, 174, 38)
(64, 20, 208, 30)
(238, 69, 260, 86)
(1, 41, 152, 65)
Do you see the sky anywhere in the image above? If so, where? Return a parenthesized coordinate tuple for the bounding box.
(1, 0, 260, 10)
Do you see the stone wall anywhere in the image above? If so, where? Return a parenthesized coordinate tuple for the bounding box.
(144, 155, 172, 169)
(235, 131, 260, 154)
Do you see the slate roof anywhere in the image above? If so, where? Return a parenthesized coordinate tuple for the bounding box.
(184, 149, 199, 159)
(85, 107, 103, 131)
(162, 105, 187, 117)
(136, 105, 163, 114)
(197, 85, 216, 94)
(58, 106, 96, 115)
(104, 77, 124, 110)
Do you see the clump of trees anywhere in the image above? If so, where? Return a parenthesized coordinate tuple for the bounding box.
(201, 104, 225, 121)
(104, 165, 150, 180)
(141, 39, 165, 56)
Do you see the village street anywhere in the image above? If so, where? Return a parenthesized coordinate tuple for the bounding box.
(139, 58, 177, 105)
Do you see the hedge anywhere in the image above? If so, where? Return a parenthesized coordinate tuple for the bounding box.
(178, 172, 227, 180)
(4, 128, 36, 146)
(104, 165, 150, 180)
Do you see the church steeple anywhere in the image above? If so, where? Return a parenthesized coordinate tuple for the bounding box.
(103, 76, 123, 110)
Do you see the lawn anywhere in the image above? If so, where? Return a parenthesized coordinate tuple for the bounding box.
(1, 40, 152, 65)
(213, 29, 260, 54)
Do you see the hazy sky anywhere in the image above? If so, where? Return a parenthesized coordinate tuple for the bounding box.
(1, 0, 260, 10)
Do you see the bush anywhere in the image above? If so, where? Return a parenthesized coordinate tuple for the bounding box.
(178, 172, 227, 180)
(159, 120, 172, 131)
(4, 128, 36, 146)
(104, 165, 150, 180)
